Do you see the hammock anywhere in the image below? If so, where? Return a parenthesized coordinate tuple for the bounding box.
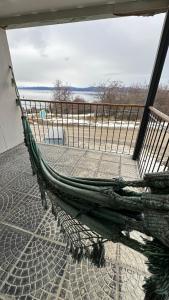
(22, 114, 169, 299)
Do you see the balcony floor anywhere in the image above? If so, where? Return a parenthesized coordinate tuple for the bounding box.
(0, 143, 148, 300)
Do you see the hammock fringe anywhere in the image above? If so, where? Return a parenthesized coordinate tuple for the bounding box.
(50, 199, 106, 267)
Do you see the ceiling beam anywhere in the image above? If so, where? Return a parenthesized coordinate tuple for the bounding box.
(0, 0, 168, 29)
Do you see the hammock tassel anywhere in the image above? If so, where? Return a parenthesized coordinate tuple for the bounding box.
(90, 240, 106, 267)
(51, 203, 56, 216)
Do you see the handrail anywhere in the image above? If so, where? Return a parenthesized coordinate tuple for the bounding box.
(138, 106, 169, 176)
(21, 98, 145, 108)
(22, 98, 144, 155)
(149, 106, 169, 123)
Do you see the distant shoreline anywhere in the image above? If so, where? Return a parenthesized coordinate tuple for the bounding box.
(18, 86, 99, 93)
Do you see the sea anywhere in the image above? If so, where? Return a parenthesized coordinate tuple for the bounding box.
(19, 89, 98, 102)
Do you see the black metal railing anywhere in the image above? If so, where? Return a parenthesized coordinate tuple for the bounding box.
(21, 99, 144, 155)
(138, 106, 169, 177)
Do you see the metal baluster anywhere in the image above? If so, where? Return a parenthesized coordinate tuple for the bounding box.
(117, 106, 125, 153)
(99, 105, 104, 151)
(111, 106, 118, 153)
(129, 107, 140, 155)
(105, 105, 111, 152)
(147, 116, 163, 173)
(152, 122, 167, 172)
(88, 104, 92, 149)
(122, 106, 132, 154)
(45, 101, 50, 144)
(93, 104, 98, 151)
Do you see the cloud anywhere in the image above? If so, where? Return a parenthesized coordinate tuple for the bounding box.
(7, 13, 168, 87)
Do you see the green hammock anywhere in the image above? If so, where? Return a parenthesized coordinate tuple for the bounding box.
(22, 115, 169, 300)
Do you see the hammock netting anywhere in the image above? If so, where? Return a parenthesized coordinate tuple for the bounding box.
(22, 115, 169, 299)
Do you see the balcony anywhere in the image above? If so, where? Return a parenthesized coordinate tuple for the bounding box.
(0, 4, 169, 299)
(0, 98, 168, 299)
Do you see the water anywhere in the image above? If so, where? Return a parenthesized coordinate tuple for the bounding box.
(19, 89, 98, 102)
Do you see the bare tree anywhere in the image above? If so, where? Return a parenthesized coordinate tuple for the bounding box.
(51, 80, 72, 114)
(53, 80, 72, 102)
(97, 80, 122, 104)
(155, 83, 169, 115)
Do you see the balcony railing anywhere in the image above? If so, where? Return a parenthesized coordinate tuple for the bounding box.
(138, 106, 169, 176)
(22, 99, 144, 155)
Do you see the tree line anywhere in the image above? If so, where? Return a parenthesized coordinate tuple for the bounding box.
(52, 79, 169, 117)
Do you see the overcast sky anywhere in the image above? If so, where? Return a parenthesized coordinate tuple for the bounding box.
(7, 13, 169, 87)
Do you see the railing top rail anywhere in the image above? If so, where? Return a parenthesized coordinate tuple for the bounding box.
(20, 98, 145, 108)
(149, 106, 169, 123)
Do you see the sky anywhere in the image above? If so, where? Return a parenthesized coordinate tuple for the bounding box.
(7, 13, 169, 88)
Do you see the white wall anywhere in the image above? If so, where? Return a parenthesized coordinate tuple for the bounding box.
(0, 28, 23, 154)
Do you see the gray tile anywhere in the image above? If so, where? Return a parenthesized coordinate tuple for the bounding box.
(121, 156, 137, 166)
(84, 151, 102, 160)
(0, 225, 31, 287)
(102, 153, 120, 162)
(118, 265, 145, 300)
(38, 144, 67, 163)
(0, 189, 25, 221)
(121, 164, 139, 179)
(1, 236, 68, 299)
(76, 158, 100, 170)
(66, 148, 86, 157)
(57, 153, 80, 167)
(72, 168, 95, 178)
(0, 166, 22, 188)
(4, 195, 47, 233)
(95, 172, 118, 179)
(7, 172, 37, 194)
(36, 210, 65, 244)
(99, 161, 120, 175)
(53, 164, 73, 176)
(61, 260, 118, 300)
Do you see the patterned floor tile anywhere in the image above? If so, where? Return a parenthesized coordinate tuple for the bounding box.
(59, 252, 146, 300)
(72, 168, 95, 178)
(58, 260, 118, 300)
(95, 172, 118, 179)
(0, 225, 31, 288)
(120, 164, 139, 179)
(53, 164, 74, 176)
(0, 144, 26, 168)
(26, 184, 41, 198)
(76, 158, 100, 170)
(0, 189, 25, 221)
(38, 144, 68, 163)
(7, 172, 37, 194)
(0, 166, 22, 189)
(4, 195, 47, 233)
(1, 236, 68, 299)
(118, 265, 145, 300)
(84, 151, 102, 160)
(121, 156, 137, 166)
(36, 210, 65, 244)
(102, 154, 120, 162)
(56, 153, 80, 167)
(98, 161, 120, 176)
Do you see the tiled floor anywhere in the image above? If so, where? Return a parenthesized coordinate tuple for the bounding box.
(0, 143, 148, 300)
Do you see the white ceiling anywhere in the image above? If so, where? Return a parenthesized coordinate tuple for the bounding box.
(0, 0, 168, 29)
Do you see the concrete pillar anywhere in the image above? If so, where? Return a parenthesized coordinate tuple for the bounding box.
(0, 28, 23, 154)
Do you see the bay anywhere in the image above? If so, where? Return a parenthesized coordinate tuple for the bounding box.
(19, 88, 98, 102)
